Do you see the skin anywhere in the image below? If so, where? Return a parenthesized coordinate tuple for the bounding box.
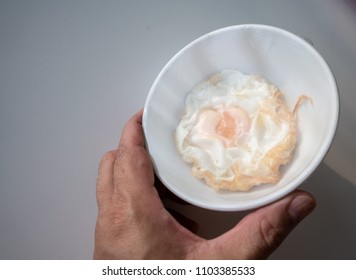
(94, 109, 316, 259)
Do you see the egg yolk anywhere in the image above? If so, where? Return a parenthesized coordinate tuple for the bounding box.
(190, 106, 251, 150)
(216, 107, 250, 147)
(216, 111, 236, 139)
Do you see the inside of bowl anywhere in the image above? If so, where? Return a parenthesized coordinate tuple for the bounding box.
(143, 25, 338, 211)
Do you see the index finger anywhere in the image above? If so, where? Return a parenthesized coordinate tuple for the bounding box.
(119, 109, 145, 147)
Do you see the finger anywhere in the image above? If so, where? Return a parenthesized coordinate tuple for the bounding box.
(96, 150, 117, 208)
(113, 146, 154, 194)
(113, 109, 155, 196)
(119, 109, 145, 148)
(210, 190, 316, 259)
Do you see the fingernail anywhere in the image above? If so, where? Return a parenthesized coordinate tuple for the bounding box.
(288, 195, 316, 223)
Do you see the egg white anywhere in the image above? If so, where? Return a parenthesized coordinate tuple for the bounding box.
(175, 70, 299, 191)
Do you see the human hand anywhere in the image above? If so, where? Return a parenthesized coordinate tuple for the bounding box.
(94, 109, 316, 259)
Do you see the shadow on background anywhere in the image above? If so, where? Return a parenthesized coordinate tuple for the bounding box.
(170, 163, 356, 259)
(272, 163, 356, 259)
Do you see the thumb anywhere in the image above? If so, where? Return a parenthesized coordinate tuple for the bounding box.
(210, 190, 316, 259)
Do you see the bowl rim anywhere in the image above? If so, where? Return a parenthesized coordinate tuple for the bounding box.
(143, 24, 339, 211)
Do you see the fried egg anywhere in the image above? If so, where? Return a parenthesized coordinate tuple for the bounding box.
(175, 70, 305, 191)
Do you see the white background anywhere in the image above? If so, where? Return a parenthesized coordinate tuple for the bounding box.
(1, 260, 355, 279)
(1, 0, 356, 259)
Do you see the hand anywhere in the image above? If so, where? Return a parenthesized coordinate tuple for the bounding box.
(94, 109, 316, 259)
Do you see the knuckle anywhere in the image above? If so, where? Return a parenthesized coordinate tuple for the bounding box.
(116, 145, 147, 161)
(113, 147, 131, 184)
(114, 146, 151, 183)
(259, 217, 285, 252)
(100, 151, 116, 166)
(116, 146, 132, 160)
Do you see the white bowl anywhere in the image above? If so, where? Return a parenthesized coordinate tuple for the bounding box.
(143, 24, 339, 211)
